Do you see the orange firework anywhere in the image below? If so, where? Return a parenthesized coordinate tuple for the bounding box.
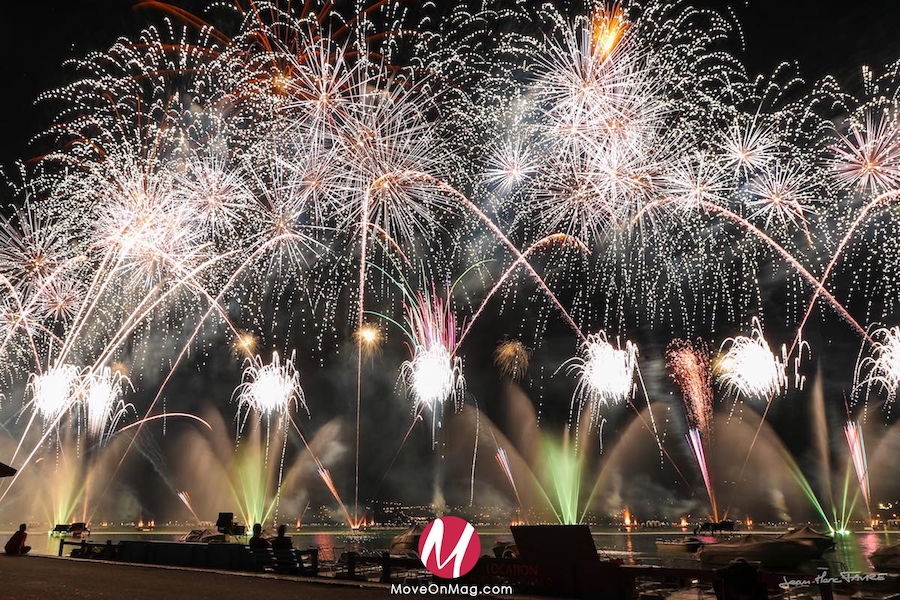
(354, 323, 384, 355)
(232, 331, 259, 358)
(494, 340, 530, 382)
(590, 2, 630, 62)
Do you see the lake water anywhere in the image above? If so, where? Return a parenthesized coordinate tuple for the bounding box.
(7, 526, 897, 574)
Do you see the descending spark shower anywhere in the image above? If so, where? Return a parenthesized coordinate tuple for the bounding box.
(2, 0, 900, 528)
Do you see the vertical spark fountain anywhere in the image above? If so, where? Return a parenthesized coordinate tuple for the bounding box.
(666, 339, 717, 521)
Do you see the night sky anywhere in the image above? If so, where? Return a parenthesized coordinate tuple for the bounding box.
(3, 1, 900, 171)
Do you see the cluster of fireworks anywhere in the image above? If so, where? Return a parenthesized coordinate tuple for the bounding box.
(1, 0, 900, 528)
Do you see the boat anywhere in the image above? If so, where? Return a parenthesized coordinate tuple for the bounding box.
(697, 534, 820, 568)
(180, 528, 235, 543)
(655, 536, 702, 553)
(779, 526, 834, 557)
(871, 543, 900, 571)
(50, 522, 91, 537)
(389, 524, 424, 557)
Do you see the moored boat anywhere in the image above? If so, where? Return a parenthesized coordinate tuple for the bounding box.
(390, 524, 424, 557)
(180, 528, 236, 543)
(779, 526, 835, 557)
(655, 536, 702, 553)
(871, 543, 900, 571)
(51, 522, 90, 537)
(697, 534, 819, 568)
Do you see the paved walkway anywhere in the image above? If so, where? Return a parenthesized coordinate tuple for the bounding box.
(0, 555, 438, 600)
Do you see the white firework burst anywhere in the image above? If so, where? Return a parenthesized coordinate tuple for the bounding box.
(234, 351, 307, 428)
(855, 326, 900, 406)
(832, 109, 900, 193)
(746, 162, 818, 231)
(716, 319, 787, 400)
(565, 332, 638, 428)
(83, 366, 133, 442)
(27, 364, 80, 426)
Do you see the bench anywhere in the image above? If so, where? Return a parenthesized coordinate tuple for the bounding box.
(245, 547, 276, 572)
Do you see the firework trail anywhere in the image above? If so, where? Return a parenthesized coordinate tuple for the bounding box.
(457, 233, 590, 348)
(844, 421, 871, 518)
(633, 198, 870, 342)
(177, 491, 200, 523)
(495, 447, 526, 520)
(685, 428, 717, 522)
(317, 467, 355, 529)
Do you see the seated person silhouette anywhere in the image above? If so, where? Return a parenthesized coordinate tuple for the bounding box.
(271, 524, 293, 550)
(249, 523, 270, 549)
(5, 524, 31, 555)
(714, 558, 765, 600)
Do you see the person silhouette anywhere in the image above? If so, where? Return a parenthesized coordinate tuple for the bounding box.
(5, 524, 31, 555)
(249, 523, 269, 549)
(271, 524, 292, 550)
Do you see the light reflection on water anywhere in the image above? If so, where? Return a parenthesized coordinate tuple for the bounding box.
(836, 531, 900, 573)
(6, 527, 899, 574)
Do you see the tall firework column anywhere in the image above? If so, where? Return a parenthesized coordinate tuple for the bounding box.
(714, 319, 793, 520)
(232, 351, 307, 527)
(400, 287, 464, 514)
(844, 421, 871, 520)
(666, 339, 717, 522)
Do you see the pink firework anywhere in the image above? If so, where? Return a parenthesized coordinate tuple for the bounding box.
(666, 338, 714, 440)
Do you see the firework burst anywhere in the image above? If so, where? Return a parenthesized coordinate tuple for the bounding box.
(716, 319, 787, 401)
(354, 324, 384, 355)
(83, 366, 133, 442)
(27, 364, 80, 427)
(400, 287, 464, 444)
(855, 326, 900, 407)
(2, 0, 900, 532)
(234, 351, 306, 429)
(493, 340, 530, 382)
(564, 332, 638, 430)
(832, 109, 900, 193)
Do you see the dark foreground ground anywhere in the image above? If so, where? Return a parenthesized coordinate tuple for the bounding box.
(0, 555, 442, 600)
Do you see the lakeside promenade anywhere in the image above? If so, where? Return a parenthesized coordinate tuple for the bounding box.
(0, 555, 446, 600)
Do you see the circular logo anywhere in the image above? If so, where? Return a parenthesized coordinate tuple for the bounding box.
(418, 516, 481, 579)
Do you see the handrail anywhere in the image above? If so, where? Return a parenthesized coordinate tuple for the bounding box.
(58, 538, 113, 557)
